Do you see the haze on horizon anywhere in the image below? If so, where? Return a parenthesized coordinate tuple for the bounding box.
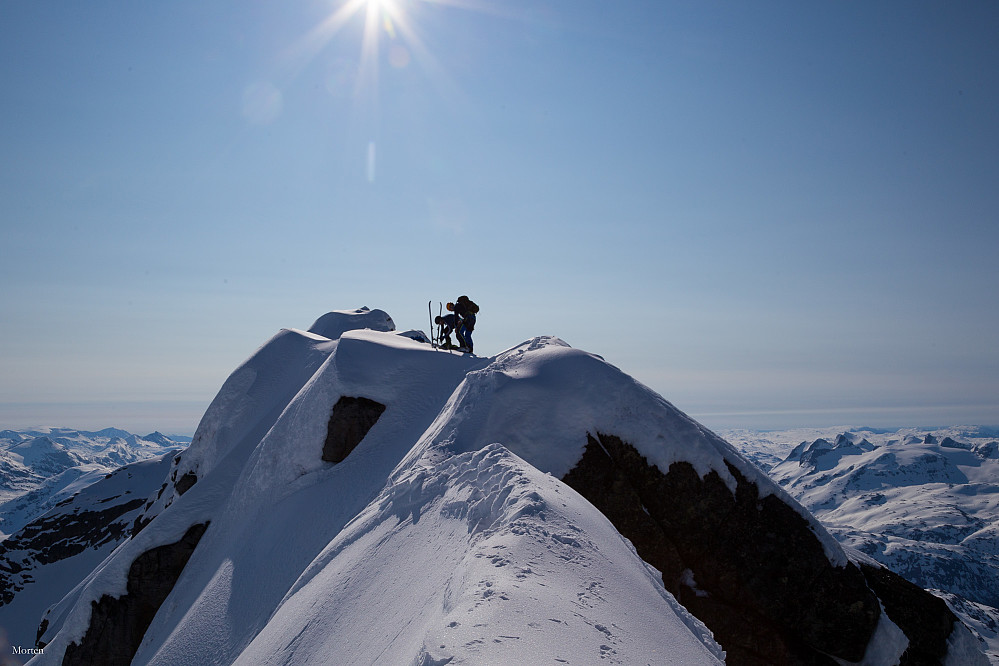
(2, 0, 997, 435)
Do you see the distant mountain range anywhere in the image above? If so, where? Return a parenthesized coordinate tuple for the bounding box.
(723, 426, 999, 664)
(0, 428, 188, 657)
(0, 428, 189, 538)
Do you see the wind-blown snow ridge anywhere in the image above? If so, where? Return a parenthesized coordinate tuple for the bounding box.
(398, 335, 848, 566)
(238, 442, 724, 665)
(403, 335, 741, 479)
(30, 311, 730, 664)
(38, 308, 967, 664)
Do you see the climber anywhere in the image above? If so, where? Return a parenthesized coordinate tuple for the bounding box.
(434, 313, 458, 349)
(447, 295, 479, 354)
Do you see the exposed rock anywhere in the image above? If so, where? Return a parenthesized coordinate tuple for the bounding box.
(860, 562, 958, 665)
(61, 522, 209, 666)
(35, 618, 48, 648)
(563, 433, 886, 665)
(130, 514, 152, 537)
(322, 396, 386, 463)
(174, 472, 197, 496)
(0, 499, 146, 605)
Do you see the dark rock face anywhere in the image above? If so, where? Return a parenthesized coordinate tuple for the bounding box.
(562, 433, 958, 665)
(60, 522, 209, 665)
(0, 499, 146, 605)
(860, 562, 958, 666)
(35, 618, 48, 647)
(322, 396, 386, 463)
(174, 472, 197, 496)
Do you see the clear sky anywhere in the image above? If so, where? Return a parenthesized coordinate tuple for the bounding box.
(2, 0, 997, 435)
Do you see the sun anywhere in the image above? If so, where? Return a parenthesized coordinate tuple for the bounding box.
(288, 0, 410, 84)
(281, 0, 490, 178)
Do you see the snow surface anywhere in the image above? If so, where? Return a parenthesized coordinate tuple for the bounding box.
(37, 308, 974, 664)
(0, 452, 177, 657)
(234, 443, 723, 665)
(30, 309, 737, 665)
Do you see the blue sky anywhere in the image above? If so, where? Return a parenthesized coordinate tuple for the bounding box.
(2, 0, 997, 434)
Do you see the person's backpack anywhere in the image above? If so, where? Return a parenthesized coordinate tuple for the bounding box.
(450, 297, 480, 315)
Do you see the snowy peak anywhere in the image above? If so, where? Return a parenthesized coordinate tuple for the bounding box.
(130, 310, 416, 531)
(785, 432, 877, 469)
(237, 441, 725, 665)
(88, 428, 132, 440)
(306, 306, 394, 339)
(8, 437, 83, 475)
(142, 432, 184, 447)
(781, 430, 997, 493)
(391, 334, 772, 504)
(28, 311, 988, 666)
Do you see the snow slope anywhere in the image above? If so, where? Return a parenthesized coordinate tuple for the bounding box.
(29, 310, 987, 665)
(32, 310, 726, 665)
(234, 443, 720, 666)
(0, 452, 177, 656)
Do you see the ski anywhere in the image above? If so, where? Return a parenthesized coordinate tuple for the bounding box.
(428, 301, 436, 349)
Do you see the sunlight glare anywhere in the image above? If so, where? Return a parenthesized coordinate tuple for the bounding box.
(283, 0, 501, 178)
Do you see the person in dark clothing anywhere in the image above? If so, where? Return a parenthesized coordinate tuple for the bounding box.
(434, 314, 458, 348)
(451, 295, 478, 354)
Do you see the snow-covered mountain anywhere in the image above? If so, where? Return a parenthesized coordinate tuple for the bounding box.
(725, 426, 999, 663)
(15, 309, 988, 664)
(0, 428, 188, 538)
(0, 452, 177, 658)
(0, 428, 187, 659)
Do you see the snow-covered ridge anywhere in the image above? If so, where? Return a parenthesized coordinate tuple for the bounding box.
(32, 309, 731, 664)
(27, 310, 988, 665)
(235, 442, 725, 665)
(0, 451, 178, 658)
(0, 426, 190, 657)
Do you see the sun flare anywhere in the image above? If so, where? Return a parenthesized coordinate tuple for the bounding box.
(282, 0, 494, 179)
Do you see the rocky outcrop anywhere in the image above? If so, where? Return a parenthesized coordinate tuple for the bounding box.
(859, 562, 958, 665)
(59, 522, 209, 665)
(562, 433, 956, 665)
(173, 472, 197, 496)
(0, 499, 145, 605)
(322, 396, 386, 463)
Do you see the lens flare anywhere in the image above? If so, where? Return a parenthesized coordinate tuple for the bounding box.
(367, 141, 377, 183)
(282, 0, 513, 177)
